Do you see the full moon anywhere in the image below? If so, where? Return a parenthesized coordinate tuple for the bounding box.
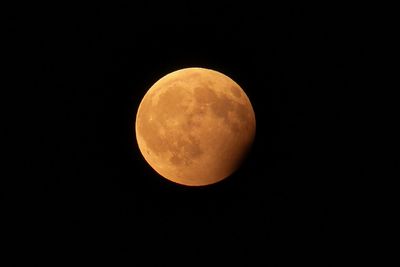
(135, 67, 256, 186)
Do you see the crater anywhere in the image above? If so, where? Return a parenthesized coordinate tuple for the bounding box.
(210, 98, 231, 119)
(192, 85, 252, 134)
(170, 154, 183, 165)
(155, 85, 188, 119)
(230, 85, 242, 98)
(168, 134, 203, 166)
(193, 86, 218, 104)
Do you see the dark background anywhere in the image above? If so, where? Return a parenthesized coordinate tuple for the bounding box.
(5, 3, 367, 266)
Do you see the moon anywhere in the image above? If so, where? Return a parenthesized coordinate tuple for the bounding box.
(135, 67, 256, 186)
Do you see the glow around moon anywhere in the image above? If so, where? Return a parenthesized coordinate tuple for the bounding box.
(135, 67, 256, 186)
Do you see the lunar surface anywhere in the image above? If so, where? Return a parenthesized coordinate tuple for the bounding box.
(135, 67, 256, 186)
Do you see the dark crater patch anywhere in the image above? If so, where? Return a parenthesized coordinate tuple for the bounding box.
(230, 85, 242, 98)
(193, 86, 251, 134)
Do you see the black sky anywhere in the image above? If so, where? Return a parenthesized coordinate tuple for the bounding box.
(4, 3, 367, 266)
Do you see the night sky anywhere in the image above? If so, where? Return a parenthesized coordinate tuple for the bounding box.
(5, 3, 367, 266)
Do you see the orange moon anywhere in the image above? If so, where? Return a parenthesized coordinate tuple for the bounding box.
(135, 67, 256, 186)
